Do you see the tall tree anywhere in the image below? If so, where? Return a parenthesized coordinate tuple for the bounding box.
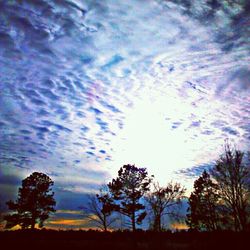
(187, 171, 220, 231)
(211, 143, 250, 231)
(4, 172, 56, 229)
(81, 185, 117, 231)
(108, 164, 152, 231)
(146, 182, 186, 231)
(0, 201, 4, 229)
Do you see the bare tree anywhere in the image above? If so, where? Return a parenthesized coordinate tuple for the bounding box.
(0, 201, 4, 229)
(211, 143, 250, 231)
(81, 186, 117, 231)
(146, 182, 186, 231)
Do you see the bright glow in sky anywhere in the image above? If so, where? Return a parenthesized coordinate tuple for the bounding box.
(0, 0, 250, 212)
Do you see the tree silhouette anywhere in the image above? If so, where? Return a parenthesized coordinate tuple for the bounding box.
(80, 185, 117, 231)
(108, 164, 153, 231)
(0, 201, 4, 230)
(186, 171, 220, 231)
(211, 143, 250, 231)
(4, 172, 56, 229)
(146, 182, 186, 231)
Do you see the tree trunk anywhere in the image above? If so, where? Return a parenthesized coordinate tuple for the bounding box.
(31, 218, 35, 230)
(159, 214, 162, 232)
(103, 214, 107, 232)
(31, 211, 36, 230)
(154, 215, 161, 232)
(131, 193, 136, 232)
(132, 211, 136, 232)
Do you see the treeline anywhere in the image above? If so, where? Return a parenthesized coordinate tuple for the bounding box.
(2, 142, 250, 232)
(81, 165, 186, 232)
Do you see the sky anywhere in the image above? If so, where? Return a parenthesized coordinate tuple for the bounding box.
(0, 0, 250, 229)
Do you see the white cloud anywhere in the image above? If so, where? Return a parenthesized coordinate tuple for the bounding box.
(0, 0, 249, 196)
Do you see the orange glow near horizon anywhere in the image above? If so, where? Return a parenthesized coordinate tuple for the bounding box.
(48, 219, 88, 226)
(170, 222, 189, 231)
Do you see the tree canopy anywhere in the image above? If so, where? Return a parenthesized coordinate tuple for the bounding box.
(187, 143, 250, 232)
(187, 171, 220, 231)
(211, 144, 250, 231)
(147, 182, 186, 231)
(108, 164, 153, 231)
(5, 172, 56, 229)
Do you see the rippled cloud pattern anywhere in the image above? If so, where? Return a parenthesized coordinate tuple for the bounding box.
(0, 0, 249, 202)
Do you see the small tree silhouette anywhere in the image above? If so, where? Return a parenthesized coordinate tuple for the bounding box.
(80, 185, 118, 231)
(0, 201, 4, 229)
(186, 171, 220, 231)
(4, 172, 56, 229)
(146, 182, 186, 231)
(108, 164, 153, 231)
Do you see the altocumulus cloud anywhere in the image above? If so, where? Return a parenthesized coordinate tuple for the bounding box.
(0, 0, 249, 212)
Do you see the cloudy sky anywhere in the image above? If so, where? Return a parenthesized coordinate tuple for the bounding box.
(0, 0, 249, 229)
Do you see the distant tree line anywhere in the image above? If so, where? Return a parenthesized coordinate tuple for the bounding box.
(82, 164, 186, 232)
(2, 142, 250, 232)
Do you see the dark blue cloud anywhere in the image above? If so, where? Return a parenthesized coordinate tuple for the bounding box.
(190, 121, 201, 127)
(80, 126, 89, 134)
(0, 170, 22, 186)
(101, 54, 124, 71)
(100, 100, 121, 113)
(32, 125, 50, 134)
(53, 124, 72, 133)
(230, 67, 250, 90)
(54, 188, 89, 210)
(96, 117, 109, 132)
(19, 129, 32, 135)
(38, 87, 60, 101)
(222, 127, 239, 136)
(201, 130, 214, 136)
(86, 151, 95, 156)
(89, 107, 103, 115)
(176, 162, 214, 178)
(165, 0, 250, 53)
(211, 120, 227, 128)
(37, 108, 50, 116)
(0, 121, 6, 127)
(172, 122, 182, 129)
(30, 98, 46, 106)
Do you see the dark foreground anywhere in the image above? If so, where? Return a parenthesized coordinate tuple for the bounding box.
(0, 230, 249, 250)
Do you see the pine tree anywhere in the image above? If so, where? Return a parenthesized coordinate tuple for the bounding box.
(5, 172, 56, 229)
(108, 164, 152, 231)
(187, 171, 220, 231)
